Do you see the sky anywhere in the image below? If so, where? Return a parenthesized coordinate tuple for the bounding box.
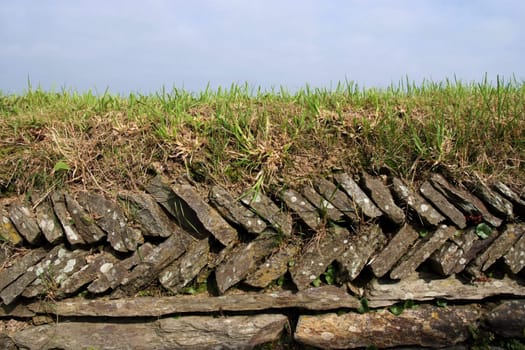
(1, 0, 524, 95)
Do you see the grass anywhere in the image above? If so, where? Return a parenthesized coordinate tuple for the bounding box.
(1, 77, 524, 198)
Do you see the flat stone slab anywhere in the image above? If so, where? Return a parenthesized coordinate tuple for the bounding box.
(366, 273, 525, 307)
(333, 173, 382, 219)
(51, 192, 85, 245)
(369, 224, 420, 278)
(0, 303, 35, 318)
(14, 314, 287, 350)
(360, 173, 405, 225)
(301, 186, 345, 222)
(313, 178, 359, 222)
(59, 252, 118, 295)
(467, 179, 514, 219)
(241, 190, 293, 236)
(64, 194, 107, 244)
(429, 227, 479, 276)
(390, 224, 457, 280)
(295, 305, 481, 349)
(279, 189, 320, 230)
(484, 300, 525, 338)
(30, 286, 359, 316)
(8, 203, 42, 244)
(33, 198, 63, 244)
(0, 208, 23, 245)
(420, 181, 467, 228)
(504, 227, 525, 273)
(0, 248, 47, 291)
(209, 185, 267, 235)
(391, 177, 445, 226)
(493, 181, 525, 215)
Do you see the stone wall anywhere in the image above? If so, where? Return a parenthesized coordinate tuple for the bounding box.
(0, 172, 524, 349)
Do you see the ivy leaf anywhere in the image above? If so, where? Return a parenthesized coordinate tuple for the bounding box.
(53, 160, 70, 172)
(389, 304, 404, 316)
(311, 277, 321, 287)
(475, 223, 492, 239)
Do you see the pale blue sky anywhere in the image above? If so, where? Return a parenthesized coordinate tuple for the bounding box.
(1, 0, 524, 94)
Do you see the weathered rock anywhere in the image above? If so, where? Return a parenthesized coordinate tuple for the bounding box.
(77, 192, 142, 252)
(337, 225, 385, 281)
(420, 181, 467, 228)
(279, 189, 320, 230)
(59, 252, 118, 295)
(0, 208, 23, 245)
(313, 178, 359, 222)
(64, 193, 106, 244)
(333, 172, 382, 219)
(493, 181, 525, 215)
(209, 185, 267, 235)
(0, 247, 47, 291)
(391, 177, 445, 226)
(30, 286, 359, 316)
(245, 240, 301, 288)
(159, 238, 209, 293)
(453, 227, 500, 274)
(0, 333, 16, 350)
(8, 203, 42, 244)
(366, 273, 525, 307)
(51, 191, 85, 245)
(504, 228, 525, 273)
(466, 179, 514, 219)
(429, 227, 479, 275)
(484, 300, 525, 338)
(295, 305, 481, 349)
(0, 303, 35, 317)
(430, 174, 502, 227)
(33, 198, 63, 244)
(215, 232, 279, 294)
(301, 186, 345, 222)
(14, 314, 287, 350)
(390, 225, 457, 280)
(369, 224, 420, 278)
(290, 225, 351, 290)
(360, 173, 405, 225)
(241, 190, 293, 236)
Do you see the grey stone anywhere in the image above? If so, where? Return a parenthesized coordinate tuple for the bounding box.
(33, 198, 63, 244)
(0, 303, 35, 318)
(484, 300, 525, 338)
(333, 172, 382, 219)
(369, 224, 420, 278)
(241, 190, 293, 236)
(8, 203, 42, 244)
(301, 186, 345, 222)
(454, 227, 500, 274)
(59, 252, 118, 295)
(313, 178, 359, 222)
(14, 314, 287, 350)
(64, 193, 106, 244)
(279, 189, 320, 230)
(290, 225, 351, 290)
(493, 181, 525, 215)
(295, 305, 481, 349)
(429, 227, 479, 275)
(0, 247, 47, 291)
(360, 173, 405, 225)
(390, 225, 457, 280)
(209, 185, 267, 235)
(0, 333, 16, 350)
(215, 232, 279, 294)
(504, 227, 525, 273)
(50, 191, 85, 245)
(391, 177, 445, 226)
(420, 181, 467, 228)
(430, 174, 502, 227)
(0, 208, 23, 245)
(466, 180, 514, 219)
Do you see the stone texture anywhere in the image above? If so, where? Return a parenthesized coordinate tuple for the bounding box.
(429, 227, 479, 276)
(290, 225, 351, 290)
(0, 208, 23, 245)
(430, 174, 502, 227)
(295, 305, 481, 349)
(337, 225, 386, 281)
(64, 193, 107, 244)
(0, 333, 17, 350)
(313, 178, 359, 222)
(8, 203, 42, 244)
(420, 181, 467, 229)
(453, 227, 500, 275)
(241, 191, 293, 236)
(504, 227, 525, 273)
(209, 185, 267, 235)
(0, 303, 35, 317)
(333, 172, 382, 219)
(51, 191, 85, 245)
(33, 198, 63, 244)
(0, 247, 47, 291)
(14, 314, 287, 350)
(279, 189, 320, 230)
(369, 224, 420, 278)
(390, 225, 457, 280)
(360, 173, 405, 225)
(366, 273, 525, 307)
(391, 177, 445, 226)
(493, 181, 525, 215)
(215, 232, 279, 294)
(466, 179, 514, 219)
(301, 186, 345, 222)
(484, 300, 525, 338)
(77, 192, 142, 252)
(59, 252, 118, 295)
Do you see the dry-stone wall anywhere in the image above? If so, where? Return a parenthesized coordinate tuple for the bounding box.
(0, 172, 524, 349)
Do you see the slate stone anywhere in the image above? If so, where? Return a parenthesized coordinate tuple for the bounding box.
(493, 181, 525, 215)
(391, 177, 445, 226)
(0, 303, 35, 318)
(31, 198, 63, 245)
(429, 227, 479, 276)
(313, 178, 359, 222)
(59, 252, 118, 295)
(466, 180, 514, 219)
(295, 305, 481, 349)
(453, 227, 500, 275)
(420, 181, 467, 228)
(360, 173, 405, 226)
(366, 273, 525, 307)
(77, 192, 142, 252)
(333, 172, 382, 219)
(245, 240, 301, 288)
(159, 238, 209, 293)
(14, 314, 288, 350)
(241, 190, 293, 236)
(64, 193, 106, 244)
(390, 225, 457, 280)
(430, 174, 502, 227)
(51, 192, 85, 245)
(484, 300, 525, 338)
(369, 224, 420, 278)
(8, 203, 42, 244)
(0, 333, 16, 350)
(209, 185, 267, 235)
(503, 227, 525, 273)
(215, 232, 279, 294)
(0, 208, 23, 245)
(279, 189, 320, 230)
(290, 225, 351, 290)
(0, 247, 47, 291)
(337, 225, 386, 281)
(301, 186, 345, 222)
